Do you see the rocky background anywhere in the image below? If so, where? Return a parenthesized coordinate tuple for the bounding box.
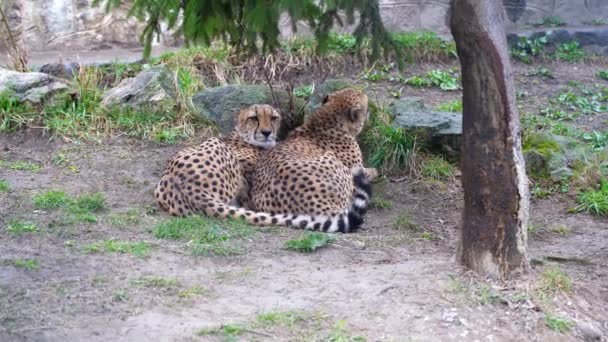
(1, 0, 607, 53)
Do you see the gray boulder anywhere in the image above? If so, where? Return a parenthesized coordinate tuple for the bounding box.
(101, 66, 176, 110)
(389, 97, 462, 158)
(523, 133, 588, 181)
(0, 67, 69, 104)
(192, 84, 305, 137)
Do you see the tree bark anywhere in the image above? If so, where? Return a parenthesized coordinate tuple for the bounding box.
(450, 0, 529, 278)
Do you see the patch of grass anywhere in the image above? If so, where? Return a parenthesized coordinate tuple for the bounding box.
(476, 286, 502, 305)
(12, 259, 39, 270)
(369, 197, 393, 210)
(434, 99, 462, 112)
(83, 240, 151, 257)
(511, 35, 548, 63)
(132, 276, 180, 289)
(108, 209, 142, 228)
(420, 231, 435, 240)
(326, 320, 366, 342)
(545, 314, 574, 334)
(196, 324, 245, 338)
(113, 290, 129, 302)
(574, 179, 608, 216)
(405, 69, 460, 91)
(539, 266, 572, 294)
(535, 16, 566, 27)
(362, 111, 420, 175)
(550, 225, 570, 235)
(256, 311, 305, 327)
(527, 66, 554, 79)
(598, 71, 608, 81)
(6, 220, 38, 235)
(421, 155, 455, 181)
(392, 31, 457, 63)
(293, 84, 314, 99)
(588, 18, 608, 26)
(393, 213, 419, 232)
(74, 192, 106, 212)
(0, 179, 10, 192)
(555, 41, 586, 63)
(285, 232, 335, 253)
(178, 286, 208, 299)
(33, 190, 72, 209)
(153, 127, 188, 144)
(153, 215, 254, 256)
(582, 131, 608, 151)
(0, 159, 42, 173)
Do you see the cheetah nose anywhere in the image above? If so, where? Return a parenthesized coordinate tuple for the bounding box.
(261, 129, 272, 138)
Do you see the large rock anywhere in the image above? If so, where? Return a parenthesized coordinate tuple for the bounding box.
(192, 85, 305, 137)
(389, 97, 462, 159)
(523, 133, 588, 181)
(101, 66, 176, 110)
(0, 67, 69, 104)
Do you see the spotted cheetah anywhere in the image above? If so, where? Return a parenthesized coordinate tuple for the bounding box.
(154, 104, 281, 216)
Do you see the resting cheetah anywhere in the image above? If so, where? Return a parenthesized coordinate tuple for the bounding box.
(154, 104, 281, 216)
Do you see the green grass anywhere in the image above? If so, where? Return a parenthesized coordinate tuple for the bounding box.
(153, 215, 255, 256)
(574, 179, 608, 216)
(74, 192, 106, 212)
(597, 71, 608, 81)
(0, 159, 42, 173)
(551, 225, 571, 235)
(293, 85, 314, 99)
(326, 320, 366, 342)
(393, 213, 419, 232)
(284, 232, 335, 253)
(6, 220, 39, 235)
(12, 259, 39, 270)
(555, 41, 586, 63)
(535, 16, 566, 27)
(178, 286, 208, 299)
(421, 155, 455, 181)
(33, 190, 72, 209)
(132, 276, 180, 288)
(539, 266, 572, 294)
(527, 66, 554, 79)
(369, 197, 393, 210)
(404, 69, 460, 91)
(392, 31, 456, 63)
(83, 240, 151, 257)
(511, 35, 548, 63)
(0, 179, 10, 192)
(545, 314, 574, 334)
(434, 99, 462, 112)
(108, 209, 142, 228)
(256, 311, 305, 327)
(196, 324, 245, 338)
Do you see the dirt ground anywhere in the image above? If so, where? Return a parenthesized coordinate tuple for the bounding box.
(1, 61, 607, 341)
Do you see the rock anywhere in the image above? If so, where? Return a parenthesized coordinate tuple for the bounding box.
(192, 84, 305, 137)
(37, 62, 80, 80)
(305, 79, 355, 113)
(388, 97, 462, 159)
(577, 321, 602, 342)
(523, 133, 588, 181)
(507, 27, 608, 56)
(0, 67, 69, 104)
(101, 66, 176, 110)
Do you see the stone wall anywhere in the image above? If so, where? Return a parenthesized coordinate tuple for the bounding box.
(1, 0, 607, 53)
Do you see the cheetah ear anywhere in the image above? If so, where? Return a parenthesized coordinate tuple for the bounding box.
(348, 106, 362, 122)
(322, 94, 330, 104)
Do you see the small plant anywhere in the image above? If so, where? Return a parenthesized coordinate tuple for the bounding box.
(327, 320, 366, 342)
(392, 31, 457, 63)
(393, 213, 418, 232)
(12, 259, 39, 270)
(285, 232, 335, 253)
(476, 286, 502, 305)
(434, 99, 462, 112)
(589, 18, 608, 26)
(511, 35, 548, 63)
(545, 314, 574, 334)
(555, 41, 585, 63)
(109, 209, 142, 227)
(75, 192, 106, 212)
(196, 324, 245, 338)
(363, 120, 419, 175)
(551, 225, 570, 235)
(582, 131, 607, 151)
(404, 75, 432, 87)
(421, 155, 455, 181)
(421, 231, 435, 240)
(527, 66, 554, 79)
(33, 190, 72, 209)
(369, 197, 393, 209)
(132, 276, 180, 289)
(539, 266, 572, 294)
(178, 286, 207, 299)
(84, 240, 151, 257)
(535, 16, 566, 28)
(0, 179, 9, 192)
(256, 311, 304, 327)
(574, 179, 608, 216)
(427, 69, 460, 91)
(598, 71, 608, 81)
(6, 220, 38, 235)
(293, 84, 314, 99)
(0, 159, 42, 172)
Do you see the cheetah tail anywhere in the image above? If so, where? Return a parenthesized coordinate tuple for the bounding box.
(202, 168, 372, 233)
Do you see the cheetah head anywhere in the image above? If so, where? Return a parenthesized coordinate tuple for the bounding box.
(320, 88, 369, 136)
(236, 104, 281, 149)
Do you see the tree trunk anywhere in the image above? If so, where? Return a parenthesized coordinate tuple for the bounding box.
(450, 0, 529, 279)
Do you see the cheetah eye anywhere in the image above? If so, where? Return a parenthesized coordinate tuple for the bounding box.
(271, 116, 279, 122)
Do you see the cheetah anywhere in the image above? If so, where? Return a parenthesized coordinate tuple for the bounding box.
(249, 88, 378, 232)
(154, 104, 281, 216)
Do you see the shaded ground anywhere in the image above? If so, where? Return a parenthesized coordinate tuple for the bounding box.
(1, 60, 607, 341)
